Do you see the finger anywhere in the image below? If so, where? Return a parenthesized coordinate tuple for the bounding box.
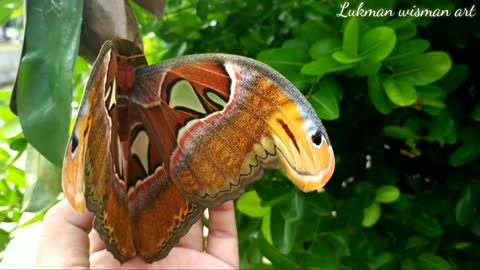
(176, 211, 204, 251)
(207, 201, 239, 268)
(88, 229, 121, 269)
(36, 199, 94, 269)
(89, 228, 106, 255)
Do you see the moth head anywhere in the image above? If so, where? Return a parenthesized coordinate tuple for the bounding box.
(269, 102, 335, 192)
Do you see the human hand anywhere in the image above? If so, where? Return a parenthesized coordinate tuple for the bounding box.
(37, 199, 239, 269)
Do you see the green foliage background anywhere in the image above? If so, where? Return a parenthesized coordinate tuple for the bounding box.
(1, 0, 480, 269)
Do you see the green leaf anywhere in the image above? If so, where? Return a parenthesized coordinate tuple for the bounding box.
(384, 39, 430, 66)
(438, 64, 469, 94)
(237, 191, 270, 218)
(401, 259, 416, 270)
(392, 52, 452, 86)
(282, 39, 309, 50)
(407, 213, 443, 237)
(362, 202, 381, 227)
(261, 213, 272, 245)
(270, 192, 304, 254)
(258, 235, 298, 268)
(309, 38, 342, 58)
(300, 21, 332, 45)
(369, 252, 397, 270)
(196, 0, 208, 20)
(449, 142, 480, 167)
(19, 210, 47, 228)
(0, 0, 22, 25)
(332, 51, 362, 64)
(9, 137, 27, 152)
(257, 48, 309, 72)
(472, 101, 480, 121)
(354, 59, 381, 76)
(425, 110, 457, 144)
(420, 98, 447, 109)
(359, 27, 396, 61)
(302, 56, 355, 76)
(254, 172, 295, 207)
(342, 256, 371, 270)
(257, 47, 310, 87)
(0, 115, 22, 139)
(16, 0, 83, 166)
(453, 242, 472, 250)
(416, 253, 452, 270)
(368, 75, 394, 114)
(304, 241, 338, 270)
(382, 77, 417, 106)
(383, 126, 416, 140)
(405, 235, 430, 251)
(5, 165, 25, 188)
(0, 228, 11, 253)
(309, 78, 341, 120)
(394, 21, 417, 41)
(22, 145, 62, 212)
(455, 185, 477, 227)
(375, 185, 400, 204)
(343, 17, 359, 57)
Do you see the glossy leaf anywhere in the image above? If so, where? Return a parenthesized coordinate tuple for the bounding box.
(261, 213, 272, 244)
(416, 253, 452, 270)
(0, 0, 22, 25)
(449, 142, 480, 167)
(401, 259, 416, 270)
(237, 191, 271, 218)
(375, 185, 400, 204)
(425, 110, 457, 144)
(362, 202, 381, 227)
(354, 59, 381, 76)
(342, 17, 359, 57)
(369, 252, 397, 270)
(22, 145, 61, 212)
(392, 52, 452, 86)
(270, 192, 304, 254)
(309, 38, 342, 58)
(258, 235, 298, 268)
(384, 39, 430, 66)
(383, 77, 417, 106)
(332, 51, 362, 64)
(301, 56, 355, 76)
(472, 101, 480, 121)
(407, 213, 443, 237)
(0, 228, 10, 253)
(196, 0, 208, 21)
(16, 0, 82, 166)
(455, 185, 477, 227)
(359, 27, 396, 61)
(257, 47, 310, 87)
(438, 64, 469, 94)
(405, 235, 430, 251)
(304, 241, 338, 270)
(383, 126, 416, 140)
(368, 75, 394, 114)
(257, 48, 309, 73)
(309, 78, 341, 120)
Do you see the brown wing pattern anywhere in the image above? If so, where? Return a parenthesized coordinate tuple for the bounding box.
(62, 39, 205, 263)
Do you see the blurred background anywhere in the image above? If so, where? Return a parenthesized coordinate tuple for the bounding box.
(0, 0, 479, 269)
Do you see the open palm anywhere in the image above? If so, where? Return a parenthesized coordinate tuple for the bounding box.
(37, 200, 238, 269)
